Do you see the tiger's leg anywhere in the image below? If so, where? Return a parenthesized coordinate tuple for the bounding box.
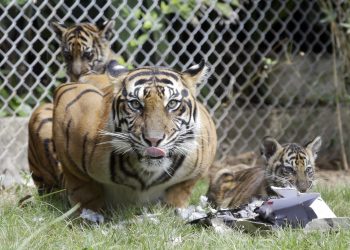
(62, 168, 105, 214)
(164, 178, 199, 208)
(206, 171, 238, 208)
(51, 83, 111, 214)
(28, 103, 62, 194)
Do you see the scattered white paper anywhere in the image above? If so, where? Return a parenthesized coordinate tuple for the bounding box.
(309, 197, 336, 218)
(170, 236, 182, 246)
(268, 186, 336, 219)
(271, 186, 299, 197)
(80, 208, 105, 224)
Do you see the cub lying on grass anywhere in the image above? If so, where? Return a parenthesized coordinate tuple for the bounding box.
(207, 136, 321, 208)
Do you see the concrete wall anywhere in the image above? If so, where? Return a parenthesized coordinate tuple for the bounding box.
(0, 117, 29, 188)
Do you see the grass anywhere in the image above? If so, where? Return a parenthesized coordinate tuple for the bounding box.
(1, 181, 350, 250)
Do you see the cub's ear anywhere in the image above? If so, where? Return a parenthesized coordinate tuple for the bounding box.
(98, 20, 115, 40)
(260, 136, 282, 160)
(305, 136, 322, 157)
(107, 60, 128, 91)
(51, 22, 67, 39)
(181, 60, 209, 93)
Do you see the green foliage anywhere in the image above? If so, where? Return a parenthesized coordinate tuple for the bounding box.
(111, 0, 238, 65)
(0, 88, 32, 117)
(0, 0, 28, 5)
(116, 56, 134, 69)
(160, 0, 195, 19)
(160, 0, 238, 21)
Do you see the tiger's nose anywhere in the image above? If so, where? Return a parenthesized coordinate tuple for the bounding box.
(297, 181, 310, 193)
(143, 134, 164, 147)
(72, 60, 82, 76)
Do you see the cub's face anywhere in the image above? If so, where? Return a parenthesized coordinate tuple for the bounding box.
(262, 136, 322, 192)
(108, 62, 208, 169)
(51, 21, 115, 81)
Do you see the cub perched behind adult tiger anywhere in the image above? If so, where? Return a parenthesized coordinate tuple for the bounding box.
(39, 61, 217, 212)
(52, 20, 118, 81)
(28, 18, 119, 193)
(206, 136, 321, 209)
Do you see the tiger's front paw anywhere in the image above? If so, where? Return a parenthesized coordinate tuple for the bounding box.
(80, 208, 104, 224)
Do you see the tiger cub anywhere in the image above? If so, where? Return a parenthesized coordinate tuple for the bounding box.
(30, 61, 217, 212)
(51, 20, 118, 81)
(206, 136, 322, 209)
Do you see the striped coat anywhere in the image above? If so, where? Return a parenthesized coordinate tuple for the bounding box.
(31, 62, 217, 212)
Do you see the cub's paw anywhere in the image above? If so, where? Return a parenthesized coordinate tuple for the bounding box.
(80, 208, 104, 224)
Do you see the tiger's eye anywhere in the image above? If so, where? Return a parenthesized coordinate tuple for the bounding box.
(282, 165, 294, 174)
(167, 100, 180, 110)
(305, 166, 313, 174)
(129, 99, 142, 110)
(83, 50, 94, 60)
(63, 49, 72, 60)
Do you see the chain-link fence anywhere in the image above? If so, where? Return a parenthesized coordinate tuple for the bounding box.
(1, 0, 350, 185)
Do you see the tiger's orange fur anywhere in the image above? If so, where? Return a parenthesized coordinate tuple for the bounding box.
(28, 103, 62, 194)
(29, 62, 217, 212)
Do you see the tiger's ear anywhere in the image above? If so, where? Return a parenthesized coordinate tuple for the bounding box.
(305, 136, 322, 158)
(261, 136, 282, 160)
(51, 22, 67, 39)
(181, 60, 209, 93)
(107, 60, 128, 92)
(98, 20, 115, 40)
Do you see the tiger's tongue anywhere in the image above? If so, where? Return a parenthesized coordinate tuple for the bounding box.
(145, 147, 166, 158)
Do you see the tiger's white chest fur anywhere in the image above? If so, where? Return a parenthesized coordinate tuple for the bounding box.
(102, 147, 198, 206)
(103, 183, 166, 206)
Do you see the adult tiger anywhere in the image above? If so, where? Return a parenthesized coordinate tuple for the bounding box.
(34, 61, 217, 213)
(28, 103, 63, 194)
(51, 20, 118, 81)
(27, 61, 121, 194)
(206, 136, 322, 209)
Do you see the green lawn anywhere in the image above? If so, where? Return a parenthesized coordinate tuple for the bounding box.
(1, 181, 350, 250)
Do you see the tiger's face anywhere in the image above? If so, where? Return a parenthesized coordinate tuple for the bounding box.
(107, 62, 208, 170)
(51, 21, 115, 81)
(261, 136, 322, 192)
